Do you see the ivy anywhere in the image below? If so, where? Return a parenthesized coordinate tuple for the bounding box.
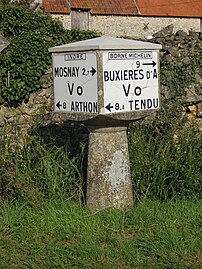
(0, 4, 100, 106)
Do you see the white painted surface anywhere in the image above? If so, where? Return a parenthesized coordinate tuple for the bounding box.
(103, 50, 160, 113)
(107, 150, 129, 190)
(52, 51, 98, 113)
(49, 36, 162, 52)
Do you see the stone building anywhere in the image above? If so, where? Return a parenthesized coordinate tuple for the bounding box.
(42, 0, 202, 39)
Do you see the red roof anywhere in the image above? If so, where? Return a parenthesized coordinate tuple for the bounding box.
(43, 0, 69, 13)
(42, 0, 138, 15)
(137, 0, 202, 17)
(42, 0, 202, 17)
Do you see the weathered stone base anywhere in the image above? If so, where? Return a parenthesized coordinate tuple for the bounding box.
(86, 126, 133, 210)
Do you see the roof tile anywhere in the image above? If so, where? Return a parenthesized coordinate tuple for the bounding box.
(137, 0, 202, 17)
(42, 0, 138, 15)
(42, 0, 202, 17)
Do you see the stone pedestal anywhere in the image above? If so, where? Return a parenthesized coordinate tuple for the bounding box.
(50, 36, 161, 210)
(86, 126, 133, 210)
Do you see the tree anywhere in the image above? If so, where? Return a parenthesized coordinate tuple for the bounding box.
(0, 0, 34, 8)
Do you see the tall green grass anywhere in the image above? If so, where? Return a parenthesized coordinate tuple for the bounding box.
(0, 120, 201, 204)
(0, 126, 84, 205)
(129, 121, 202, 201)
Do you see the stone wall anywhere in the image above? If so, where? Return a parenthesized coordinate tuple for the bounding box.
(52, 13, 201, 39)
(153, 26, 202, 130)
(53, 14, 71, 29)
(0, 70, 54, 135)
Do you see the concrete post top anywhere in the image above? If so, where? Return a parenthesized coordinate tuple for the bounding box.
(50, 35, 162, 125)
(49, 36, 162, 53)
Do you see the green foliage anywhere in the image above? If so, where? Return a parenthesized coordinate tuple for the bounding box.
(161, 51, 202, 99)
(129, 123, 202, 201)
(0, 130, 84, 205)
(67, 28, 101, 41)
(0, 32, 51, 104)
(0, 4, 201, 204)
(125, 35, 202, 201)
(0, 122, 201, 204)
(159, 37, 202, 130)
(0, 0, 34, 8)
(129, 46, 202, 200)
(0, 4, 100, 106)
(0, 200, 201, 268)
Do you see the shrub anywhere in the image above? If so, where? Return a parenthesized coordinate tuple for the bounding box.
(0, 4, 100, 106)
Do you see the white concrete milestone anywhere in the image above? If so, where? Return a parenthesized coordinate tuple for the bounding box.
(50, 36, 161, 123)
(103, 50, 159, 113)
(52, 51, 98, 113)
(49, 36, 162, 210)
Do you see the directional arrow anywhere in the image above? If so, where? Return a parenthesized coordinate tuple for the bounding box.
(90, 67, 96, 76)
(105, 103, 113, 112)
(56, 101, 62, 110)
(142, 61, 156, 67)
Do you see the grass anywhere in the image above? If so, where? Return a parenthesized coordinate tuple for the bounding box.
(0, 122, 201, 204)
(0, 199, 201, 269)
(129, 122, 202, 201)
(0, 112, 201, 268)
(0, 21, 201, 268)
(0, 126, 85, 204)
